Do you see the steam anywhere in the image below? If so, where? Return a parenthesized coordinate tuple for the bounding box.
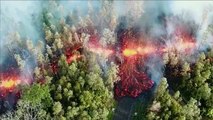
(0, 1, 42, 67)
(137, 1, 213, 83)
(0, 1, 213, 94)
(0, 1, 44, 109)
(171, 1, 213, 50)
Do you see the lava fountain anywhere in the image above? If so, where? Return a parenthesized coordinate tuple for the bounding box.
(0, 73, 21, 98)
(114, 41, 155, 98)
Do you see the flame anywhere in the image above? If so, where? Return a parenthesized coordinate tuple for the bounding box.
(0, 78, 21, 89)
(0, 73, 22, 98)
(123, 46, 156, 57)
(116, 46, 154, 97)
(1, 80, 16, 88)
(123, 49, 137, 57)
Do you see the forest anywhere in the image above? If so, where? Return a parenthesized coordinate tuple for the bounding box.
(0, 1, 213, 120)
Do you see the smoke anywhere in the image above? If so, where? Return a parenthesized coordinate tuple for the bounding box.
(0, 0, 213, 100)
(0, 1, 44, 109)
(123, 1, 172, 83)
(133, 1, 213, 83)
(0, 1, 43, 67)
(171, 1, 213, 50)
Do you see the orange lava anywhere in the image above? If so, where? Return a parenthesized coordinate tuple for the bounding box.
(0, 77, 21, 89)
(1, 80, 18, 88)
(123, 46, 156, 57)
(123, 49, 137, 57)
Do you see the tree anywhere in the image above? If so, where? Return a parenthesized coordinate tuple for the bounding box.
(156, 78, 168, 99)
(21, 83, 52, 108)
(182, 98, 201, 120)
(53, 102, 62, 115)
(14, 54, 25, 70)
(0, 100, 50, 120)
(146, 78, 203, 120)
(44, 53, 115, 119)
(162, 50, 213, 119)
(105, 62, 119, 90)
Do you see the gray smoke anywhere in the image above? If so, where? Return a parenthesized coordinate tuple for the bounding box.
(0, 0, 213, 89)
(0, 1, 43, 66)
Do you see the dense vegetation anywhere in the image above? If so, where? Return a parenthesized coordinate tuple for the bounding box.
(132, 49, 213, 120)
(0, 2, 117, 120)
(1, 1, 213, 120)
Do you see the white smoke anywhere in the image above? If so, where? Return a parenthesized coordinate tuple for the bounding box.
(171, 1, 213, 50)
(0, 0, 212, 90)
(0, 1, 42, 66)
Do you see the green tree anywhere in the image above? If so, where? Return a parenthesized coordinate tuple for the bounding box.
(53, 102, 63, 115)
(0, 100, 50, 120)
(21, 83, 52, 108)
(162, 50, 213, 119)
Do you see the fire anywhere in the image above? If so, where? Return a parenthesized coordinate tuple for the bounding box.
(65, 46, 83, 64)
(116, 49, 154, 98)
(0, 73, 22, 98)
(114, 42, 155, 98)
(1, 79, 20, 89)
(123, 49, 137, 57)
(0, 75, 21, 90)
(123, 46, 156, 57)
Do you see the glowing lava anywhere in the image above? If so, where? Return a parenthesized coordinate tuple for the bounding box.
(115, 55, 154, 98)
(65, 45, 83, 64)
(114, 42, 155, 98)
(123, 46, 156, 57)
(1, 79, 20, 89)
(0, 76, 21, 89)
(123, 49, 137, 57)
(0, 73, 22, 98)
